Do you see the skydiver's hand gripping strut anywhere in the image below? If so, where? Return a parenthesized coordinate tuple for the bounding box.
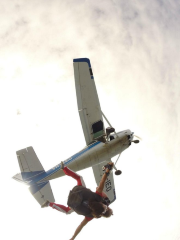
(102, 162, 114, 176)
(97, 162, 114, 193)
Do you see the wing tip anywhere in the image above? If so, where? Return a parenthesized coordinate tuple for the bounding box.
(73, 58, 91, 67)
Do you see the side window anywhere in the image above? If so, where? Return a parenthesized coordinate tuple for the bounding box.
(92, 120, 104, 139)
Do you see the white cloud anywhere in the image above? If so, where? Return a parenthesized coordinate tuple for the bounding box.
(0, 0, 180, 239)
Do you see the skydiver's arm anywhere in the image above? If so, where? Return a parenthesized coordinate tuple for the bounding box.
(96, 162, 113, 194)
(96, 170, 109, 194)
(101, 191, 108, 198)
(70, 217, 89, 240)
(96, 187, 108, 198)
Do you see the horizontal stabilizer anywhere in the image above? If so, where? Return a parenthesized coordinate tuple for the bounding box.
(16, 146, 45, 181)
(29, 181, 55, 206)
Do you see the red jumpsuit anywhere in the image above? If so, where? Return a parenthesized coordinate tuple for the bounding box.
(49, 167, 106, 221)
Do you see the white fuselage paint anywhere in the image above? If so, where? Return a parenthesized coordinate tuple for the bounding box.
(39, 129, 132, 182)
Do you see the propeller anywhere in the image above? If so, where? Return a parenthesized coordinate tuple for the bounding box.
(131, 134, 142, 143)
(134, 134, 142, 140)
(113, 134, 141, 174)
(97, 107, 141, 176)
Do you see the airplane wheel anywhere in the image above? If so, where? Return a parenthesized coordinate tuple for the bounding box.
(115, 170, 122, 175)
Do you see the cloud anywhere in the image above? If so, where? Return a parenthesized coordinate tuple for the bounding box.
(1, 1, 180, 239)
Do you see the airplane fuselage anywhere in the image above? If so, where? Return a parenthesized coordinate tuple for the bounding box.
(30, 129, 133, 185)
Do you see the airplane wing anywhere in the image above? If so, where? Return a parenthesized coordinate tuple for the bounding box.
(73, 58, 106, 145)
(92, 161, 116, 204)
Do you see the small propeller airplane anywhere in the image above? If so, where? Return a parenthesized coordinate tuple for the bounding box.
(13, 58, 139, 206)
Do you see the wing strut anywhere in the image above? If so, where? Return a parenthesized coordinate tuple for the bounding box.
(96, 107, 119, 138)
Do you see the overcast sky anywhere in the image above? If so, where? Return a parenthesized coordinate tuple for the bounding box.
(1, 0, 180, 240)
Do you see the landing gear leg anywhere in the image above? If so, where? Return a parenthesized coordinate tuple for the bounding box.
(112, 155, 122, 176)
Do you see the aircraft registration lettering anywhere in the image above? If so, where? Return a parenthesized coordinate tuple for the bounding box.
(105, 178, 112, 192)
(52, 164, 60, 170)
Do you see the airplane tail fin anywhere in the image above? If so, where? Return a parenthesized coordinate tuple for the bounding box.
(13, 146, 55, 206)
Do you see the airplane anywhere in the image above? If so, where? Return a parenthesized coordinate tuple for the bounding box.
(13, 58, 139, 206)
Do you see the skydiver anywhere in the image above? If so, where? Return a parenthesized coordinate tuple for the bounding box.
(41, 162, 114, 240)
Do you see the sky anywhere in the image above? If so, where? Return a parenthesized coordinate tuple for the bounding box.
(1, 0, 180, 239)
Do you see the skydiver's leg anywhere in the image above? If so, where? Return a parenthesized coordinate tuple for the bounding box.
(49, 202, 74, 214)
(48, 167, 85, 214)
(63, 167, 86, 187)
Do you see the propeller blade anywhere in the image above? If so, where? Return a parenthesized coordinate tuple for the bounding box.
(134, 134, 142, 140)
